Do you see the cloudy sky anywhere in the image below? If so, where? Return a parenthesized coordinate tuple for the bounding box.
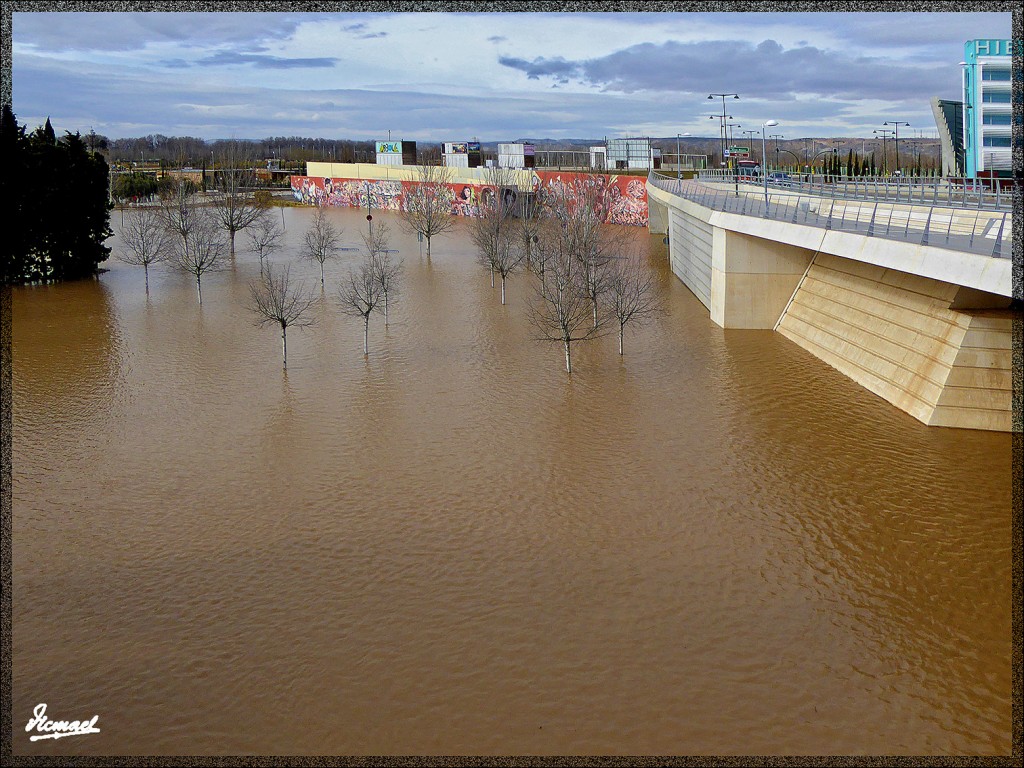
(10, 8, 1013, 142)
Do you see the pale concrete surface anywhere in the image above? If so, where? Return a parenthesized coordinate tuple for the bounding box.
(652, 180, 1016, 431)
(777, 255, 1014, 432)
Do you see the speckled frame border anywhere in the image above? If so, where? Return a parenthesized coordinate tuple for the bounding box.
(0, 1, 1020, 765)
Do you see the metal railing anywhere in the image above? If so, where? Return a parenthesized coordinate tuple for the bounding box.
(696, 169, 1017, 211)
(650, 173, 1012, 259)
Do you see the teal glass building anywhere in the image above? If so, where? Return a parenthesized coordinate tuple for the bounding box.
(960, 39, 1013, 178)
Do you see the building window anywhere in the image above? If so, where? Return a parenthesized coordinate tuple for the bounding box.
(981, 68, 1011, 81)
(982, 92, 1011, 103)
(982, 114, 1012, 125)
(982, 136, 1011, 147)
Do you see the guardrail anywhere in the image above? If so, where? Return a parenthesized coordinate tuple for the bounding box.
(696, 170, 1017, 212)
(650, 173, 1012, 259)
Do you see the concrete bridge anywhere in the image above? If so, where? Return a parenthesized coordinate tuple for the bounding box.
(646, 173, 1017, 432)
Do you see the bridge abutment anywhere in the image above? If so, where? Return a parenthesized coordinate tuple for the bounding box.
(648, 179, 1015, 431)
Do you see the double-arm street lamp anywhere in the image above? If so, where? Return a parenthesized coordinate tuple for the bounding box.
(883, 120, 910, 176)
(708, 92, 739, 170)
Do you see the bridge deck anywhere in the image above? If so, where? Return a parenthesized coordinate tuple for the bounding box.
(649, 175, 1013, 259)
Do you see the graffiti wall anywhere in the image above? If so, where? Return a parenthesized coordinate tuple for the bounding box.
(290, 171, 649, 226)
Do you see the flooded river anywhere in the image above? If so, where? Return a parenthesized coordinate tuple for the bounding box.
(11, 205, 1012, 755)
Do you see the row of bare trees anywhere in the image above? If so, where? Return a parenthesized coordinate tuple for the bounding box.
(117, 141, 269, 301)
(465, 167, 662, 374)
(120, 157, 662, 374)
(248, 221, 402, 367)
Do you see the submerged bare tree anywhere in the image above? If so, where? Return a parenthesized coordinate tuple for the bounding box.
(513, 192, 542, 269)
(338, 252, 382, 357)
(212, 140, 266, 258)
(173, 212, 226, 305)
(547, 182, 620, 329)
(527, 221, 606, 375)
(402, 164, 455, 258)
(365, 222, 401, 325)
(302, 205, 341, 286)
(472, 166, 524, 301)
(606, 255, 663, 355)
(248, 263, 317, 368)
(118, 208, 173, 292)
(160, 178, 203, 254)
(247, 208, 285, 269)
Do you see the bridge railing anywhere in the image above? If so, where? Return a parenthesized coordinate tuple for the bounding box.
(695, 169, 1017, 212)
(649, 173, 1013, 259)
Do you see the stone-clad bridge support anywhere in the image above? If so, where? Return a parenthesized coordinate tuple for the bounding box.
(647, 181, 1016, 432)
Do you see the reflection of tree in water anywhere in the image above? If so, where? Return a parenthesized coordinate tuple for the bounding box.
(12, 279, 125, 422)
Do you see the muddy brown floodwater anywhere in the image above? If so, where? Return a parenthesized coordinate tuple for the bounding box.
(10, 205, 1012, 756)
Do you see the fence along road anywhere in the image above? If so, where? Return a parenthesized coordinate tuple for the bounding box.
(651, 172, 1014, 259)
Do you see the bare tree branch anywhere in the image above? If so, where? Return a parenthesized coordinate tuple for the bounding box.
(365, 222, 402, 326)
(118, 208, 172, 292)
(248, 263, 316, 368)
(472, 166, 526, 304)
(247, 208, 284, 268)
(401, 164, 456, 258)
(606, 254, 664, 355)
(526, 220, 607, 375)
(172, 210, 226, 305)
(212, 140, 267, 258)
(302, 205, 341, 286)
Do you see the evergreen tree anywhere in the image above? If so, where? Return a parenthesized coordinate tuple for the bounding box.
(2, 109, 112, 284)
(1, 105, 29, 284)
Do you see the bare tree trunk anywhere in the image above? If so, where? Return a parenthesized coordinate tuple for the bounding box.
(197, 276, 203, 305)
(282, 325, 288, 368)
(384, 294, 389, 326)
(426, 236, 431, 259)
(144, 264, 150, 293)
(592, 299, 598, 328)
(501, 276, 506, 305)
(363, 316, 369, 356)
(230, 230, 236, 258)
(564, 340, 572, 374)
(619, 322, 624, 355)
(490, 264, 494, 288)
(320, 262, 325, 286)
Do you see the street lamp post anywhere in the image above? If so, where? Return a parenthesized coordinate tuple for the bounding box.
(675, 133, 691, 180)
(761, 120, 778, 209)
(883, 120, 910, 176)
(873, 128, 893, 175)
(726, 122, 742, 194)
(708, 93, 739, 171)
(708, 114, 732, 167)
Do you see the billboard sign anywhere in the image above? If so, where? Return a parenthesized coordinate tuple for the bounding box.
(376, 141, 402, 154)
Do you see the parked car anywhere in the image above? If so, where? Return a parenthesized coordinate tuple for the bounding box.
(767, 172, 792, 187)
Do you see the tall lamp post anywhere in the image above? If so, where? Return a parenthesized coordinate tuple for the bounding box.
(708, 92, 739, 171)
(676, 132, 691, 180)
(883, 120, 910, 176)
(761, 120, 778, 208)
(727, 122, 742, 194)
(708, 114, 732, 168)
(873, 128, 893, 175)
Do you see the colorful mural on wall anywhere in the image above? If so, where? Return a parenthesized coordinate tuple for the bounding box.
(290, 171, 649, 226)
